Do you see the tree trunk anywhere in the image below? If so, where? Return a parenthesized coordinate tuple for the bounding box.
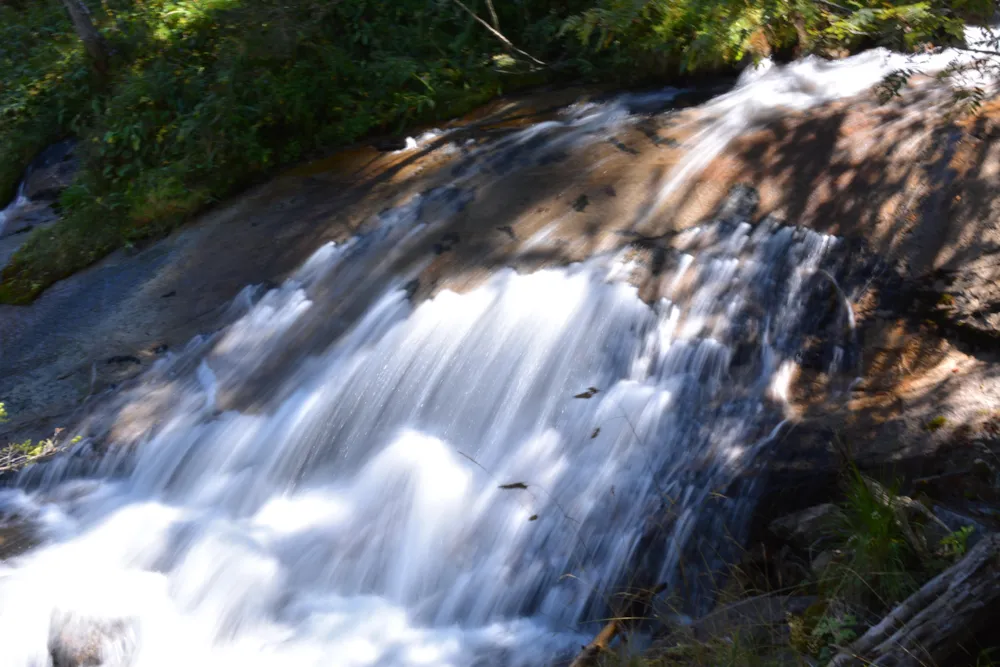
(829, 533, 1000, 667)
(59, 0, 109, 75)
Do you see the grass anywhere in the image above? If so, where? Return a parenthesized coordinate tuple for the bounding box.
(823, 470, 919, 610)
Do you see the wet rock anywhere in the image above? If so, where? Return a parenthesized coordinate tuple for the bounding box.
(496, 225, 516, 240)
(371, 137, 408, 152)
(972, 457, 998, 485)
(48, 612, 138, 667)
(404, 278, 420, 301)
(716, 184, 759, 222)
(22, 141, 78, 202)
(769, 503, 845, 551)
(0, 522, 36, 560)
(607, 137, 640, 155)
(105, 356, 142, 367)
(810, 549, 837, 576)
(690, 594, 817, 643)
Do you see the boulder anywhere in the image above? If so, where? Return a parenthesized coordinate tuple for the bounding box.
(769, 503, 845, 551)
(716, 183, 760, 222)
(48, 611, 138, 667)
(21, 141, 78, 202)
(690, 594, 817, 643)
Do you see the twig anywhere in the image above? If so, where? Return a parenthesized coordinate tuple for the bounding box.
(952, 46, 1000, 57)
(450, 0, 546, 66)
(568, 583, 669, 667)
(484, 0, 500, 30)
(815, 0, 853, 14)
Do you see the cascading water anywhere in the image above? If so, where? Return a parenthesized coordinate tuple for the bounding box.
(0, 39, 990, 667)
(0, 183, 30, 238)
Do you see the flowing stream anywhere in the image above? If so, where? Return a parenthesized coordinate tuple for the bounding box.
(0, 40, 995, 667)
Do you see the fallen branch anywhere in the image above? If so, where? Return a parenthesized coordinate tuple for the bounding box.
(569, 618, 622, 667)
(829, 533, 1000, 667)
(862, 476, 951, 564)
(568, 583, 668, 667)
(450, 0, 546, 66)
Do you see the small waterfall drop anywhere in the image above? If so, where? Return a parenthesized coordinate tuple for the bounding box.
(0, 183, 30, 238)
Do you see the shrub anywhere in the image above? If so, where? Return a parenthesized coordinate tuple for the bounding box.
(824, 470, 918, 609)
(0, 0, 603, 303)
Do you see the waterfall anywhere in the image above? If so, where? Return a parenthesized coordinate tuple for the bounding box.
(0, 183, 30, 238)
(0, 38, 990, 667)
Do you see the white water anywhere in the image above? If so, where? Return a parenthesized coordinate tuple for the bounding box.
(0, 39, 987, 666)
(0, 183, 29, 238)
(640, 26, 1000, 224)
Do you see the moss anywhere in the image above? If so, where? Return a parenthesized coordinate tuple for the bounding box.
(938, 293, 955, 306)
(925, 416, 948, 432)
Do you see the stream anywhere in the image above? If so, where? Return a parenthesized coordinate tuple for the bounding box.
(0, 38, 995, 667)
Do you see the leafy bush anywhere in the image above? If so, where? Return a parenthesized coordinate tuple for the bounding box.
(0, 0, 601, 303)
(562, 0, 994, 70)
(938, 524, 974, 560)
(0, 0, 96, 206)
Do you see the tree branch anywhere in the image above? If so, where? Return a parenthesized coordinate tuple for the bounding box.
(952, 45, 1000, 57)
(829, 534, 1000, 667)
(484, 0, 500, 30)
(451, 0, 546, 66)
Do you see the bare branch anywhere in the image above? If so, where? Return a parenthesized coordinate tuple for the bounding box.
(450, 0, 546, 66)
(484, 0, 500, 30)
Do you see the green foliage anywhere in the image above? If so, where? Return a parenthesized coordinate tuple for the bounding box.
(563, 0, 996, 73)
(938, 524, 974, 560)
(788, 600, 857, 660)
(810, 612, 857, 662)
(562, 0, 773, 72)
(0, 434, 66, 472)
(827, 471, 918, 608)
(0, 0, 602, 303)
(0, 403, 80, 471)
(0, 0, 96, 206)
